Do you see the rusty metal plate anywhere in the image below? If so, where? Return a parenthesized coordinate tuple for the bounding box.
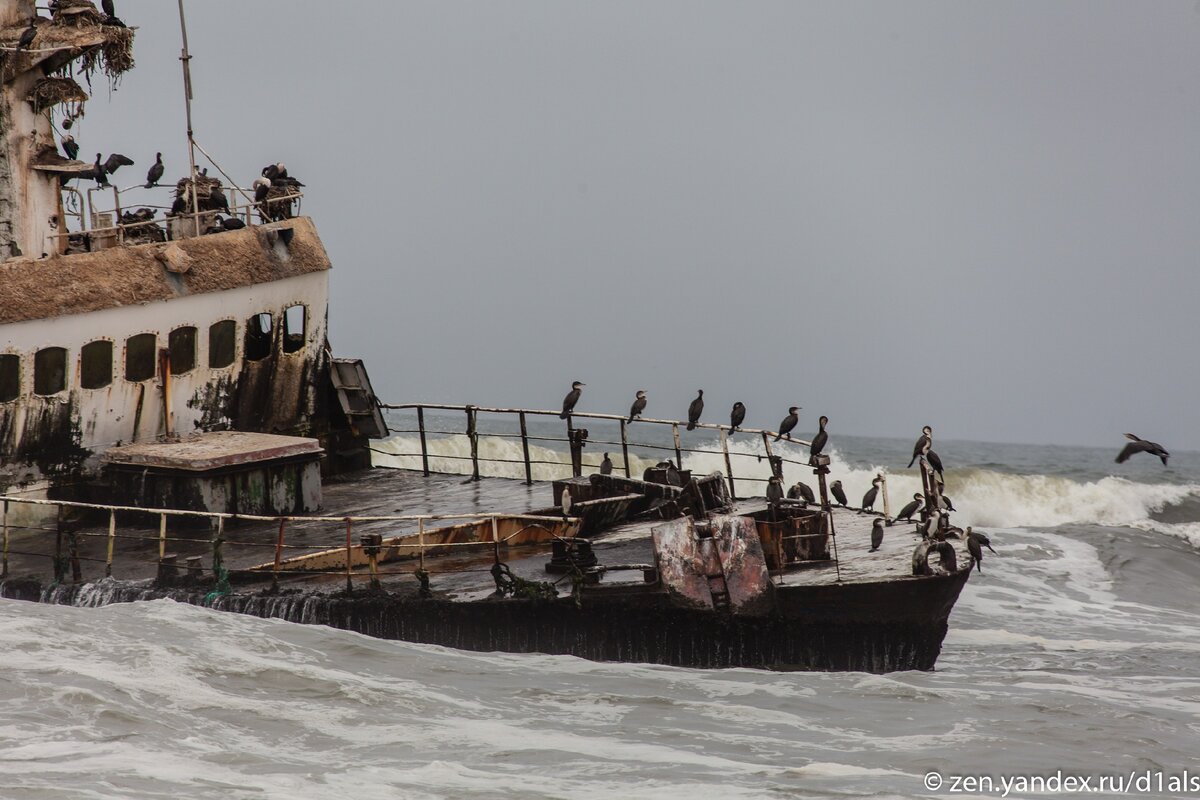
(710, 514, 772, 616)
(652, 515, 773, 615)
(652, 518, 715, 610)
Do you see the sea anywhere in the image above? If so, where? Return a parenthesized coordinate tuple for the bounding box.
(2, 417, 1198, 799)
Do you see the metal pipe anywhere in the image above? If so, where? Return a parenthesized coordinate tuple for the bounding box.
(672, 423, 682, 469)
(519, 411, 532, 485)
(176, 0, 199, 219)
(105, 510, 115, 577)
(1, 500, 7, 579)
(466, 406, 480, 481)
(272, 518, 286, 590)
(619, 419, 631, 479)
(720, 428, 736, 499)
(417, 406, 430, 476)
(158, 513, 167, 561)
(344, 518, 353, 592)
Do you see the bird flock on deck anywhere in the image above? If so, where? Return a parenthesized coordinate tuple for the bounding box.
(554, 381, 1175, 578)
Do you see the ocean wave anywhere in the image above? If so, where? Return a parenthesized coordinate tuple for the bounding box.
(370, 435, 1200, 544)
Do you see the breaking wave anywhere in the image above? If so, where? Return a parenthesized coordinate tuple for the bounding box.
(370, 435, 1200, 548)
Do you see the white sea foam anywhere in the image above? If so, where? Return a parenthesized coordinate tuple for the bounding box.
(371, 434, 1200, 544)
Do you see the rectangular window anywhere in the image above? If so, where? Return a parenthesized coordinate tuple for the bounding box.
(80, 340, 113, 389)
(125, 333, 157, 382)
(244, 313, 272, 362)
(34, 347, 67, 395)
(282, 305, 306, 354)
(208, 320, 236, 369)
(0, 354, 19, 401)
(169, 326, 197, 374)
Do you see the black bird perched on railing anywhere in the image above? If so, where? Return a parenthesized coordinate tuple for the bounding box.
(86, 153, 107, 186)
(729, 401, 746, 433)
(1115, 433, 1170, 466)
(16, 19, 37, 52)
(894, 493, 923, 524)
(600, 453, 613, 475)
(766, 475, 784, 506)
(686, 390, 704, 431)
(776, 407, 800, 441)
(870, 517, 884, 552)
(862, 474, 882, 512)
(628, 390, 646, 422)
(60, 135, 78, 161)
(209, 184, 230, 213)
(908, 425, 932, 468)
(787, 480, 815, 504)
(830, 479, 848, 507)
(144, 152, 164, 188)
(808, 415, 829, 464)
(559, 381, 584, 419)
(965, 527, 996, 572)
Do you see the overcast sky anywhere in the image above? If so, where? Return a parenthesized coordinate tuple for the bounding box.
(78, 1, 1200, 448)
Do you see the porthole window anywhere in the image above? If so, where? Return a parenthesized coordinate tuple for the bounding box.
(169, 326, 197, 375)
(282, 304, 306, 354)
(34, 347, 67, 395)
(125, 333, 157, 382)
(244, 312, 272, 362)
(80, 340, 113, 389)
(208, 320, 236, 369)
(0, 354, 19, 401)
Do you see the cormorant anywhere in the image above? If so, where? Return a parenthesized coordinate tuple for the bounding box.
(861, 474, 881, 512)
(103, 153, 134, 175)
(787, 481, 815, 504)
(894, 493, 923, 523)
(965, 527, 996, 573)
(809, 415, 829, 464)
(908, 425, 932, 468)
(766, 475, 784, 506)
(730, 401, 746, 432)
(262, 163, 281, 181)
(686, 390, 704, 431)
(1115, 433, 1170, 466)
(870, 518, 884, 552)
(776, 407, 800, 441)
(559, 381, 584, 419)
(912, 541, 931, 576)
(220, 216, 246, 231)
(144, 153, 164, 188)
(102, 0, 115, 17)
(209, 185, 229, 213)
(936, 482, 956, 512)
(917, 510, 941, 539)
(926, 449, 945, 478)
(931, 540, 958, 573)
(16, 20, 37, 52)
(60, 135, 78, 161)
(600, 453, 613, 475)
(253, 177, 271, 204)
(628, 390, 646, 422)
(89, 153, 108, 186)
(830, 479, 848, 507)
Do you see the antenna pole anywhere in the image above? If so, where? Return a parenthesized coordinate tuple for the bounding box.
(177, 0, 199, 220)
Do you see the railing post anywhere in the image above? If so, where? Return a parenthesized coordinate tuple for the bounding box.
(720, 427, 736, 500)
(417, 517, 426, 571)
(105, 510, 116, 577)
(212, 516, 225, 579)
(1, 500, 8, 580)
(417, 406, 430, 477)
(344, 518, 354, 592)
(566, 416, 581, 478)
(272, 518, 286, 591)
(466, 406, 480, 481)
(672, 423, 683, 470)
(519, 411, 533, 486)
(619, 419, 632, 479)
(815, 463, 840, 582)
(158, 513, 167, 562)
(881, 474, 892, 521)
(918, 459, 932, 522)
(54, 505, 65, 583)
(490, 516, 500, 550)
(761, 433, 779, 479)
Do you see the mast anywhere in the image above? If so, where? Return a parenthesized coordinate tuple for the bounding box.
(177, 0, 199, 218)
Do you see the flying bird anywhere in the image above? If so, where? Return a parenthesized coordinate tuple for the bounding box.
(559, 381, 584, 419)
(144, 152, 164, 188)
(870, 518, 884, 552)
(776, 407, 800, 441)
(686, 390, 704, 431)
(830, 479, 848, 507)
(908, 425, 932, 468)
(628, 390, 647, 422)
(729, 402, 746, 433)
(1115, 433, 1169, 466)
(809, 415, 829, 464)
(861, 474, 882, 512)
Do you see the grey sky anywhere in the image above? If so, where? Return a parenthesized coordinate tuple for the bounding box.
(80, 1, 1200, 448)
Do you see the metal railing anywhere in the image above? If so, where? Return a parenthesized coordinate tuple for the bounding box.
(0, 495, 577, 593)
(379, 402, 822, 500)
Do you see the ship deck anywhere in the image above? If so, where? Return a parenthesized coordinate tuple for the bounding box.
(1, 468, 970, 599)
